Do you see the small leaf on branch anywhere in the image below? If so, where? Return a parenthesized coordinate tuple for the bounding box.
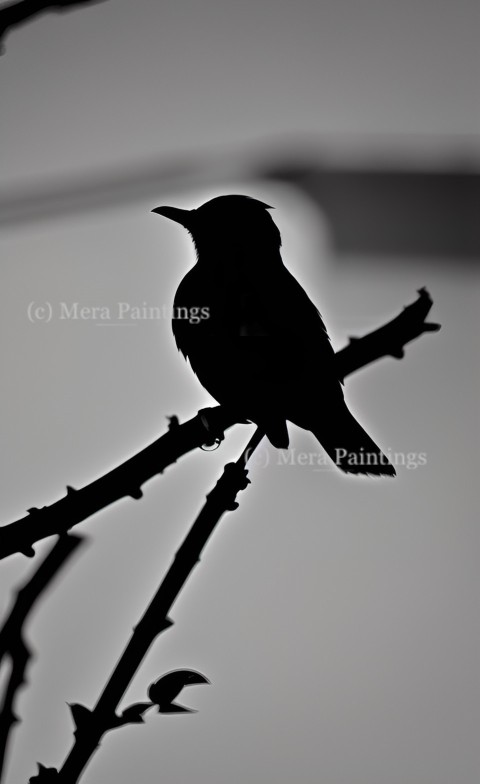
(148, 669, 210, 714)
(118, 702, 153, 725)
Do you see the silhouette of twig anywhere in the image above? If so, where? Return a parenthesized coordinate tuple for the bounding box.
(0, 0, 106, 53)
(0, 406, 241, 562)
(0, 287, 439, 563)
(335, 286, 441, 379)
(0, 534, 84, 781)
(25, 289, 439, 781)
(29, 430, 263, 782)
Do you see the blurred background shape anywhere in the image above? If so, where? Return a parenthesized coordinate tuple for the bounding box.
(2, 152, 479, 263)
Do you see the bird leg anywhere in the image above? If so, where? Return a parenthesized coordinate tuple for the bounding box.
(237, 427, 265, 469)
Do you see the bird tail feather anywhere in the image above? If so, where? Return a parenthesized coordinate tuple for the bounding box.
(312, 407, 396, 477)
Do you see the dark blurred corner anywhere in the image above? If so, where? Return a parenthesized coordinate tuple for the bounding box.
(1, 146, 479, 262)
(0, 0, 107, 53)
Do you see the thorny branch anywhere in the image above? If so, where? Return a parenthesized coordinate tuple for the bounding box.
(0, 534, 84, 780)
(32, 430, 264, 782)
(24, 288, 439, 781)
(0, 287, 440, 562)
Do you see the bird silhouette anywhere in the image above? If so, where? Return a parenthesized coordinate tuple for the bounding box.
(153, 195, 395, 476)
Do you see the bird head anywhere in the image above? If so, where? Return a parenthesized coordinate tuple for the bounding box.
(152, 194, 281, 251)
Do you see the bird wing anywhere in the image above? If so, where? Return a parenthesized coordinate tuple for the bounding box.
(172, 260, 344, 428)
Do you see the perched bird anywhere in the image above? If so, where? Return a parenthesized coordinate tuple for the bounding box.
(153, 195, 395, 476)
(148, 670, 210, 713)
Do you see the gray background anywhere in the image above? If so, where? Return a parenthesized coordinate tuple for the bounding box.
(1, 1, 479, 782)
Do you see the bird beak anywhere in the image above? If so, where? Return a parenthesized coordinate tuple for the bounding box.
(151, 205, 193, 229)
